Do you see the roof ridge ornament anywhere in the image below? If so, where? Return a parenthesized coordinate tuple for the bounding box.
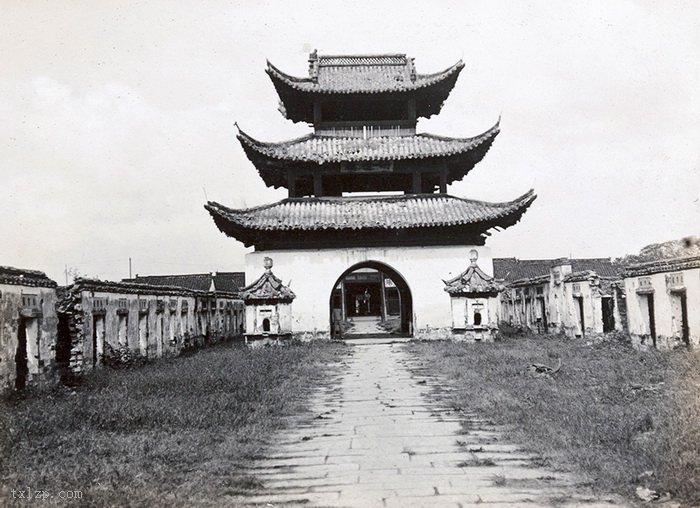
(443, 251, 502, 296)
(239, 256, 295, 303)
(308, 49, 319, 83)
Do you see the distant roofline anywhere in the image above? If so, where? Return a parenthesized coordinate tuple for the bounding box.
(0, 265, 57, 288)
(69, 277, 240, 299)
(493, 256, 614, 264)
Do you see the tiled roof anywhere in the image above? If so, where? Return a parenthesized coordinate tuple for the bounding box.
(493, 258, 554, 282)
(126, 274, 213, 292)
(0, 265, 57, 288)
(206, 191, 536, 235)
(571, 259, 620, 278)
(443, 262, 502, 296)
(237, 123, 499, 164)
(213, 272, 246, 293)
(493, 257, 620, 283)
(125, 272, 246, 293)
(267, 54, 464, 94)
(267, 52, 465, 122)
(624, 255, 700, 277)
(240, 270, 295, 304)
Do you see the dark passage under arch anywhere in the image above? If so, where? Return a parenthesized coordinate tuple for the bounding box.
(329, 261, 413, 339)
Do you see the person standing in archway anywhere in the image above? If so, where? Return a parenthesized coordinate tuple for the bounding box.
(363, 288, 371, 315)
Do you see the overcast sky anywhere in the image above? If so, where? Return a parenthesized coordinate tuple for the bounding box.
(1, 0, 698, 283)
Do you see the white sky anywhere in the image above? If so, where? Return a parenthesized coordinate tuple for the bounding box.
(1, 0, 699, 283)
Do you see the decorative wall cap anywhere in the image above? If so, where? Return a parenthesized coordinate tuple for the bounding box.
(625, 255, 700, 278)
(69, 278, 240, 300)
(0, 265, 57, 288)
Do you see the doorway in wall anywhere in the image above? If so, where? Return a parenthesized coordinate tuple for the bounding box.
(92, 315, 105, 367)
(644, 294, 657, 347)
(575, 296, 585, 337)
(15, 317, 28, 390)
(56, 313, 72, 383)
(602, 297, 615, 333)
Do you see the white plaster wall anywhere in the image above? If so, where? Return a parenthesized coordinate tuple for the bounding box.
(450, 297, 467, 329)
(246, 245, 493, 334)
(686, 269, 700, 345)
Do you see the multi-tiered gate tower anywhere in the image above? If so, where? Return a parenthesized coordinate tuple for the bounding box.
(207, 51, 535, 339)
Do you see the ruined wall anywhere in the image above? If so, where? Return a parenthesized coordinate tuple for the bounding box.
(625, 268, 700, 350)
(499, 272, 623, 339)
(0, 283, 58, 392)
(59, 281, 244, 375)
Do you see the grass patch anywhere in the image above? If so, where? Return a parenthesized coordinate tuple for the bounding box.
(406, 336, 700, 504)
(0, 340, 347, 506)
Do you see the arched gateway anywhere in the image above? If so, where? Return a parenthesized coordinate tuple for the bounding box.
(330, 262, 412, 338)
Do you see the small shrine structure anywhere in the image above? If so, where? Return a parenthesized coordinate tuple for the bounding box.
(443, 249, 502, 340)
(239, 257, 295, 340)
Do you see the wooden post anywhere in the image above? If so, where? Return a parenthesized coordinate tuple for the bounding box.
(439, 169, 447, 194)
(313, 173, 323, 196)
(341, 279, 347, 321)
(287, 169, 296, 197)
(313, 99, 322, 126)
(412, 172, 422, 194)
(407, 97, 417, 125)
(380, 273, 387, 321)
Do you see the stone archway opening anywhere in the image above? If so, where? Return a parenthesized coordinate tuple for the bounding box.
(329, 261, 413, 339)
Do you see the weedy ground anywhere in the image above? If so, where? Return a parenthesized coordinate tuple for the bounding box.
(406, 334, 700, 505)
(0, 340, 347, 507)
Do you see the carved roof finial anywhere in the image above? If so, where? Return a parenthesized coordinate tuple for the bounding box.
(264, 256, 273, 273)
(469, 249, 479, 266)
(308, 49, 319, 83)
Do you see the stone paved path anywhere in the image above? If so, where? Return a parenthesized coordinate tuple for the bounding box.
(232, 343, 627, 507)
(345, 316, 385, 335)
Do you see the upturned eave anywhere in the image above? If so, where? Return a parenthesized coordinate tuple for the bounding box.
(266, 59, 465, 123)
